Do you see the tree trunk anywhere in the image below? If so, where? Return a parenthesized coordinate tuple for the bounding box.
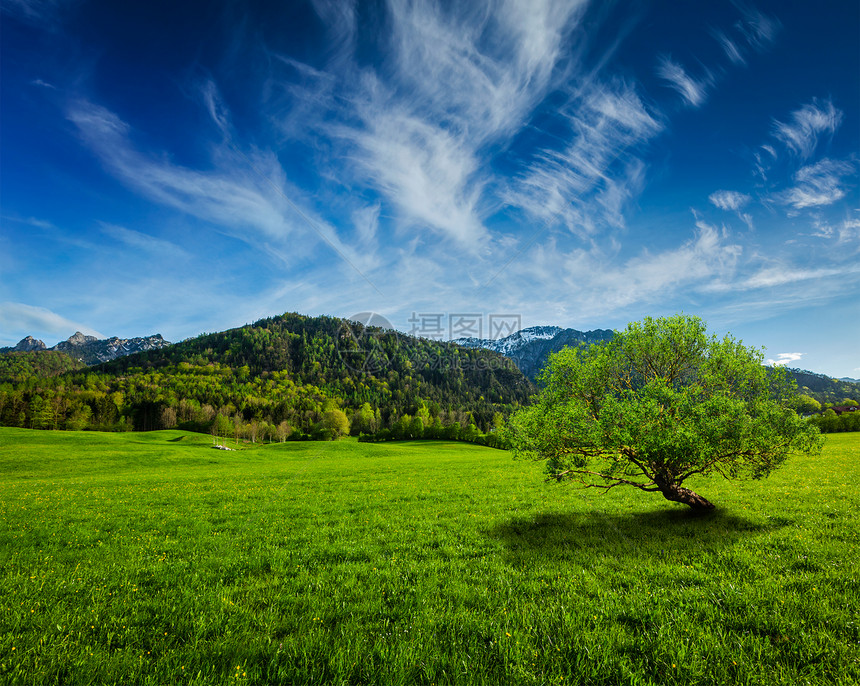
(659, 484, 715, 512)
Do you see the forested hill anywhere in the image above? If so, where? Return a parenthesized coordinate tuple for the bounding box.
(0, 350, 86, 382)
(786, 368, 860, 404)
(0, 313, 535, 438)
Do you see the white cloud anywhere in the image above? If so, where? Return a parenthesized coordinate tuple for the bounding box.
(351, 204, 380, 247)
(67, 99, 380, 277)
(838, 218, 860, 244)
(494, 219, 742, 321)
(99, 223, 188, 258)
(67, 100, 291, 240)
(753, 144, 777, 181)
(224, 1, 662, 262)
(713, 29, 745, 65)
(772, 98, 843, 158)
(345, 92, 488, 247)
(200, 80, 231, 137)
(706, 263, 858, 292)
(384, 0, 587, 143)
(31, 78, 57, 89)
(709, 190, 751, 211)
(309, 0, 357, 69)
(321, 0, 593, 248)
(809, 217, 860, 244)
(775, 158, 854, 210)
(656, 56, 711, 108)
(506, 80, 662, 234)
(735, 5, 781, 51)
(766, 352, 803, 367)
(0, 302, 106, 345)
(1, 215, 58, 230)
(586, 222, 740, 310)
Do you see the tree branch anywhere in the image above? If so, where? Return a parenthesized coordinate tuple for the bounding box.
(547, 468, 661, 492)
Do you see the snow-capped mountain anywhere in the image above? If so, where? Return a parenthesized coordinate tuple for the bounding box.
(454, 326, 563, 357)
(2, 332, 172, 365)
(454, 326, 614, 380)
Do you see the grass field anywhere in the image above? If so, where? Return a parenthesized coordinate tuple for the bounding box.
(0, 428, 858, 685)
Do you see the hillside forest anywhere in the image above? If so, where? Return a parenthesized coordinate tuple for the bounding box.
(0, 314, 532, 444)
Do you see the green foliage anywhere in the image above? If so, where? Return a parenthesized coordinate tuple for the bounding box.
(319, 407, 349, 439)
(0, 350, 85, 383)
(808, 409, 860, 433)
(788, 368, 860, 404)
(796, 393, 822, 414)
(0, 313, 533, 439)
(507, 315, 823, 510)
(1, 429, 858, 685)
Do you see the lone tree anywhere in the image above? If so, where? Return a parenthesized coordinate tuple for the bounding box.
(506, 315, 822, 512)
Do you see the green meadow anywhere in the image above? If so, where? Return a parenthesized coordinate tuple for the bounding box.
(0, 429, 858, 685)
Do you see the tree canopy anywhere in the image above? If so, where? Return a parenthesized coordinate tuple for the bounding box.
(0, 313, 532, 441)
(506, 315, 822, 511)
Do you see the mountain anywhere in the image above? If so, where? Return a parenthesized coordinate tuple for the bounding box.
(785, 368, 860, 404)
(840, 377, 860, 384)
(0, 313, 534, 436)
(10, 336, 47, 352)
(454, 325, 615, 380)
(1, 332, 172, 365)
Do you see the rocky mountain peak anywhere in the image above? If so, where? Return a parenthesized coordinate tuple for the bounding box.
(455, 325, 615, 379)
(65, 331, 99, 346)
(2, 331, 172, 364)
(14, 336, 47, 352)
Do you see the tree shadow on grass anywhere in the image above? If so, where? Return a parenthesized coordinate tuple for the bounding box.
(487, 508, 788, 563)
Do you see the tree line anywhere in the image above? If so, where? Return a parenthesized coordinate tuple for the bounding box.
(0, 313, 533, 441)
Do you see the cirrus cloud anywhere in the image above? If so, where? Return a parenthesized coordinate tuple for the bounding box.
(709, 190, 751, 211)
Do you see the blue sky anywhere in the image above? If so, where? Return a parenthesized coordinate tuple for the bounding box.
(1, 0, 858, 378)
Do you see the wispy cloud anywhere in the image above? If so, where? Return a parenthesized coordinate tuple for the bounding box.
(31, 78, 57, 89)
(200, 80, 231, 138)
(67, 99, 381, 277)
(713, 29, 745, 66)
(656, 56, 711, 108)
(710, 5, 781, 77)
(838, 218, 860, 245)
(506, 80, 662, 234)
(99, 223, 189, 258)
(0, 302, 106, 345)
(0, 0, 71, 27)
(322, 0, 593, 248)
(808, 217, 860, 248)
(383, 0, 587, 142)
(2, 215, 58, 230)
(735, 4, 781, 51)
(581, 222, 741, 312)
(707, 262, 858, 292)
(67, 100, 291, 240)
(344, 93, 488, 247)
(709, 190, 751, 211)
(775, 158, 854, 211)
(771, 98, 843, 158)
(496, 219, 742, 321)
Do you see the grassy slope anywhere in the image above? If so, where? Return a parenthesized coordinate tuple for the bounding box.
(0, 429, 857, 685)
